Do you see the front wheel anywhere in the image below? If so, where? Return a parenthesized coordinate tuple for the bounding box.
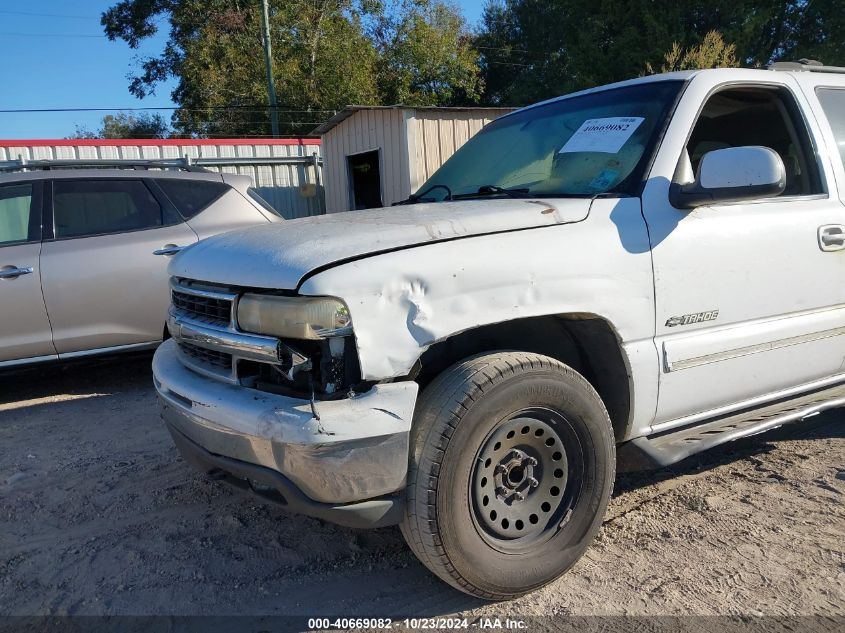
(401, 351, 615, 599)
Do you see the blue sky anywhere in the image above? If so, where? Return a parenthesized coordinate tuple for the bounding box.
(0, 0, 488, 139)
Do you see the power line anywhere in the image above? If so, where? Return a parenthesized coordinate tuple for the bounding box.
(170, 119, 323, 123)
(475, 44, 564, 62)
(475, 45, 531, 53)
(485, 60, 533, 68)
(0, 107, 336, 114)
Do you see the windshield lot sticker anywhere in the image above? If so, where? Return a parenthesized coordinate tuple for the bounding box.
(559, 117, 644, 154)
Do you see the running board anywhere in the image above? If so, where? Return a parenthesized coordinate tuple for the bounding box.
(618, 383, 845, 472)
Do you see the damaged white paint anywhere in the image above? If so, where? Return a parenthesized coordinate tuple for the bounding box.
(168, 193, 660, 436)
(300, 197, 660, 435)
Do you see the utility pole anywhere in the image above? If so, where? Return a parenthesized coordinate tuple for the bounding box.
(259, 0, 280, 137)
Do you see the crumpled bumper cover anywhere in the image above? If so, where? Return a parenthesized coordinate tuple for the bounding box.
(152, 339, 419, 506)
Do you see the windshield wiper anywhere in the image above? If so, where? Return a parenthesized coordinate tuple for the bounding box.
(394, 183, 453, 205)
(453, 185, 531, 200)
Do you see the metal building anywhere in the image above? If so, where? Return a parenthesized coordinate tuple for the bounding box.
(312, 106, 514, 213)
(0, 138, 324, 219)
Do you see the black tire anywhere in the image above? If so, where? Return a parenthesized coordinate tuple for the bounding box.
(401, 351, 615, 600)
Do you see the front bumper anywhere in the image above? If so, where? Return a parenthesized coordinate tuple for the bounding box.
(167, 424, 405, 528)
(153, 340, 418, 520)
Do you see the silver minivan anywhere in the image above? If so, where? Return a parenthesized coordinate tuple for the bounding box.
(0, 161, 281, 368)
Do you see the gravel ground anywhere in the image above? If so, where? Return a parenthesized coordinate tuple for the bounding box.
(0, 354, 843, 621)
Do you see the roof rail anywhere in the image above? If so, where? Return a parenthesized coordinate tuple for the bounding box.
(0, 155, 322, 173)
(769, 58, 845, 74)
(0, 157, 210, 173)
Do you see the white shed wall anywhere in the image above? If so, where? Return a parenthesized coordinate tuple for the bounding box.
(410, 109, 513, 192)
(322, 109, 410, 213)
(321, 107, 513, 212)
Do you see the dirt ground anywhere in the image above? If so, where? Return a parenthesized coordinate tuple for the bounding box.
(0, 354, 843, 621)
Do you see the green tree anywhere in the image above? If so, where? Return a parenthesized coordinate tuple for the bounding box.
(374, 0, 482, 106)
(102, 0, 382, 136)
(648, 30, 739, 73)
(70, 112, 170, 139)
(102, 0, 480, 136)
(477, 0, 845, 106)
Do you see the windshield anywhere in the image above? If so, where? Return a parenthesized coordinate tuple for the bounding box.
(416, 81, 683, 200)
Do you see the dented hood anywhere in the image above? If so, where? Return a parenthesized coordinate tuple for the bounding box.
(170, 198, 590, 290)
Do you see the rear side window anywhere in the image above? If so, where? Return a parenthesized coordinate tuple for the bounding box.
(247, 187, 281, 217)
(53, 180, 164, 239)
(156, 178, 228, 219)
(816, 88, 845, 171)
(0, 183, 37, 246)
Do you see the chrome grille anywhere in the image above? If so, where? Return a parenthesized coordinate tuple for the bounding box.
(171, 284, 234, 328)
(168, 278, 306, 386)
(177, 342, 232, 370)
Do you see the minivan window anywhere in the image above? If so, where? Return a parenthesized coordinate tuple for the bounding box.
(0, 183, 35, 246)
(53, 180, 164, 239)
(156, 178, 228, 219)
(816, 88, 845, 171)
(416, 81, 683, 200)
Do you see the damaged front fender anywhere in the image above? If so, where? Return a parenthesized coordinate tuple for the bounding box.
(299, 198, 659, 430)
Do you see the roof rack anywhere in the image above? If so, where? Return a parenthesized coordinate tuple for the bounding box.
(769, 58, 845, 74)
(0, 157, 210, 173)
(0, 154, 323, 174)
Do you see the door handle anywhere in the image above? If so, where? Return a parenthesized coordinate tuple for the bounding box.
(0, 266, 34, 279)
(818, 225, 845, 252)
(153, 244, 184, 256)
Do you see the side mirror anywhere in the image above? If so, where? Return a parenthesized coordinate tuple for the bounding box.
(670, 146, 786, 209)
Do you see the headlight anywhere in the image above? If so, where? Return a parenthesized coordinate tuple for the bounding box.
(237, 295, 352, 340)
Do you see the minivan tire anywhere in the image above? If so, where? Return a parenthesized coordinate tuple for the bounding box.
(400, 351, 615, 600)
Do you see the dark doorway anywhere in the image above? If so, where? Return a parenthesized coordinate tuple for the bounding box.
(347, 150, 383, 210)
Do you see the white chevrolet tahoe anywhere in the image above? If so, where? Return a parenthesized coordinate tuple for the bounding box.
(152, 63, 845, 599)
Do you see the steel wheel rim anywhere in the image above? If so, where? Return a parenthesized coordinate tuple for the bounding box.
(469, 407, 584, 553)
